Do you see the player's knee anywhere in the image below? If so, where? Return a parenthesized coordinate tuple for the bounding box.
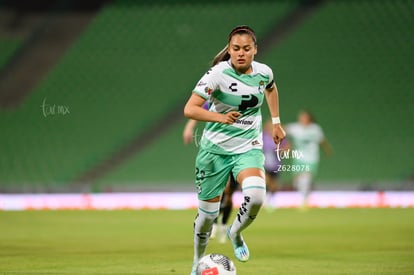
(242, 176, 266, 206)
(197, 200, 220, 222)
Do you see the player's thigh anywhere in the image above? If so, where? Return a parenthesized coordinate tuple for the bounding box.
(233, 149, 265, 183)
(195, 149, 233, 201)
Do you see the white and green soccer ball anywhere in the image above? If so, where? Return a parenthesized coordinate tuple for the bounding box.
(196, 253, 236, 275)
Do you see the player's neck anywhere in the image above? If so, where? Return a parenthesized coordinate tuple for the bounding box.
(230, 61, 253, 75)
(233, 65, 252, 75)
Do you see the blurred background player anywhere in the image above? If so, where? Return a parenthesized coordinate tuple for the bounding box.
(285, 110, 332, 209)
(210, 174, 238, 243)
(183, 118, 238, 243)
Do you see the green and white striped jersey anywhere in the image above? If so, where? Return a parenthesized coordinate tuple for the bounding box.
(286, 122, 324, 164)
(193, 60, 274, 155)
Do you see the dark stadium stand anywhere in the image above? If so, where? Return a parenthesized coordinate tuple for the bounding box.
(0, 0, 297, 191)
(0, 38, 20, 69)
(0, 0, 413, 192)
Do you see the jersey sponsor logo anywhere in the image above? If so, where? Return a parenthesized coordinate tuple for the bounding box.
(229, 83, 237, 92)
(235, 119, 253, 125)
(238, 94, 258, 111)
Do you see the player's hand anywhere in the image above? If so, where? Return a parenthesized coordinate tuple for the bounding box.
(221, 111, 241, 124)
(183, 128, 193, 144)
(273, 124, 286, 144)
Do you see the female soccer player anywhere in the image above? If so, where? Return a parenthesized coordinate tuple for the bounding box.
(184, 25, 285, 274)
(285, 110, 332, 209)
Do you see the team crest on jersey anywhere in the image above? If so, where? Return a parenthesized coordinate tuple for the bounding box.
(258, 80, 266, 93)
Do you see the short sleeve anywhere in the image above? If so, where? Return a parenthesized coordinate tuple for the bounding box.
(193, 66, 219, 100)
(265, 65, 274, 89)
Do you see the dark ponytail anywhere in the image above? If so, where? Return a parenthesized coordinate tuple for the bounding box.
(211, 45, 230, 66)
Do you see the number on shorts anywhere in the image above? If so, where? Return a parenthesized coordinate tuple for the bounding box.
(195, 167, 205, 181)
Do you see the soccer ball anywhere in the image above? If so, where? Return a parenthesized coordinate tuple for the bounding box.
(196, 253, 236, 275)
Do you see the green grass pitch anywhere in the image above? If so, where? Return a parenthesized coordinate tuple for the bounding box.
(0, 208, 413, 274)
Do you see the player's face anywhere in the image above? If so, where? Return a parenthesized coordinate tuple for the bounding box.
(228, 34, 257, 74)
(298, 112, 312, 125)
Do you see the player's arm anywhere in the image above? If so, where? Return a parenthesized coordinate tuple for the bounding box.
(183, 119, 198, 144)
(184, 93, 240, 124)
(320, 138, 333, 156)
(264, 83, 286, 144)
